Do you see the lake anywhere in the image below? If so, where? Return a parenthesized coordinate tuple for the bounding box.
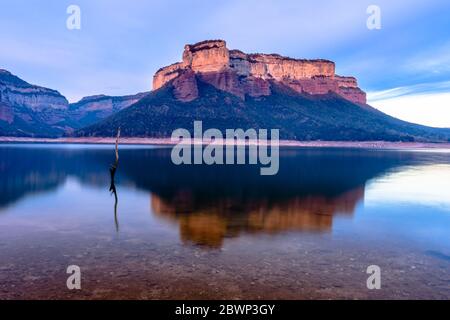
(0, 144, 449, 299)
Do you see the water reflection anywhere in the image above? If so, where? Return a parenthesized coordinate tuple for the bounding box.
(151, 187, 363, 247)
(366, 164, 450, 210)
(0, 145, 449, 248)
(109, 129, 121, 232)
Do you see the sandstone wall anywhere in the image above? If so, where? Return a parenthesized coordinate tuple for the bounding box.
(335, 75, 358, 88)
(229, 50, 251, 76)
(198, 69, 244, 98)
(229, 50, 335, 80)
(173, 70, 199, 102)
(183, 40, 229, 73)
(246, 54, 335, 80)
(283, 77, 339, 96)
(335, 75, 366, 104)
(152, 40, 366, 104)
(337, 87, 367, 105)
(0, 85, 68, 111)
(154, 41, 336, 89)
(153, 62, 184, 91)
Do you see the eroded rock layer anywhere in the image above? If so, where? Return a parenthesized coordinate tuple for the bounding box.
(153, 40, 366, 104)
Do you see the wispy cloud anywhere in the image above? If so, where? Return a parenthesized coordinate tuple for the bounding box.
(368, 82, 450, 128)
(367, 81, 450, 102)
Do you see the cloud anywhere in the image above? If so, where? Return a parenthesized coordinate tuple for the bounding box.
(368, 84, 450, 128)
(367, 81, 450, 101)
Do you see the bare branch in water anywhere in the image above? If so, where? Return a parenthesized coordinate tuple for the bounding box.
(109, 127, 120, 232)
(113, 127, 120, 169)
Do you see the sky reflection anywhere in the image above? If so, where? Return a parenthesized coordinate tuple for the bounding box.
(365, 164, 450, 210)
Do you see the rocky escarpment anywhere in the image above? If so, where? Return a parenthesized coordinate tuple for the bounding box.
(0, 69, 70, 136)
(153, 40, 366, 104)
(0, 69, 148, 137)
(67, 92, 149, 131)
(0, 69, 68, 112)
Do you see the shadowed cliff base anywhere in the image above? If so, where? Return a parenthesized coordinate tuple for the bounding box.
(74, 79, 450, 142)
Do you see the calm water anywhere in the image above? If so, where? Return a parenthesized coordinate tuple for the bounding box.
(0, 144, 449, 299)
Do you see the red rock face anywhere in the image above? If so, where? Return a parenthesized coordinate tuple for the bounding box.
(152, 40, 366, 105)
(242, 77, 271, 97)
(172, 70, 198, 102)
(337, 87, 367, 105)
(153, 62, 184, 91)
(198, 70, 244, 98)
(282, 77, 339, 96)
(183, 40, 229, 73)
(335, 76, 367, 104)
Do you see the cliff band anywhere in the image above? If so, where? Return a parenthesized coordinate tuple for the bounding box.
(153, 40, 366, 104)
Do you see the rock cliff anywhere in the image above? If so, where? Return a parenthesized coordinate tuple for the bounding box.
(0, 69, 148, 137)
(0, 69, 68, 112)
(153, 40, 366, 104)
(0, 69, 69, 136)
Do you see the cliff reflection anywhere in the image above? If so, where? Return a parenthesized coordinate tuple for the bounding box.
(2, 145, 449, 248)
(0, 146, 112, 209)
(151, 187, 364, 247)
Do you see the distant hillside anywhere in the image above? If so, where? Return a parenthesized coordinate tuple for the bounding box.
(0, 69, 68, 137)
(65, 92, 149, 132)
(0, 69, 148, 137)
(74, 78, 450, 142)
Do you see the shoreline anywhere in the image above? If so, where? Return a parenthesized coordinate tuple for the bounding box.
(0, 136, 450, 149)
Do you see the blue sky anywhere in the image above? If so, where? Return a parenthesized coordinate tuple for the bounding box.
(1, 0, 449, 127)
